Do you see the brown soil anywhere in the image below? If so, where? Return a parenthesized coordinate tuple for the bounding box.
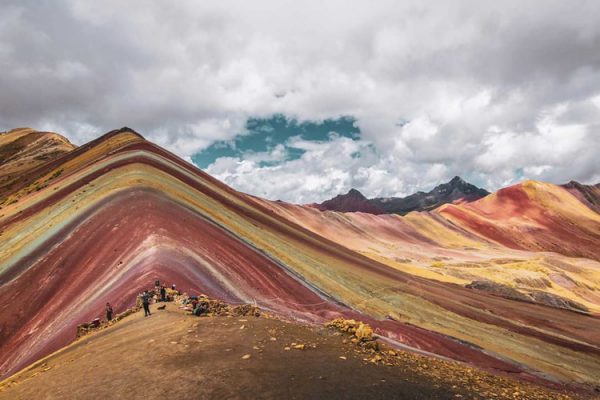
(0, 306, 591, 400)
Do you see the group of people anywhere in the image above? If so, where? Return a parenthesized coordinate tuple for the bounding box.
(104, 281, 179, 320)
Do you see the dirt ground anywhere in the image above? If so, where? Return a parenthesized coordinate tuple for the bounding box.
(0, 306, 592, 400)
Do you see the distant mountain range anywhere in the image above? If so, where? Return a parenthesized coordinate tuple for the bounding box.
(315, 176, 490, 215)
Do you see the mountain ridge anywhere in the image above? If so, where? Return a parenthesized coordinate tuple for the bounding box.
(314, 188, 386, 214)
(315, 176, 490, 215)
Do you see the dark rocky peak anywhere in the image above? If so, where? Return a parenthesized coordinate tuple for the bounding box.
(427, 176, 489, 199)
(315, 188, 385, 214)
(449, 176, 466, 185)
(317, 177, 489, 215)
(345, 188, 368, 199)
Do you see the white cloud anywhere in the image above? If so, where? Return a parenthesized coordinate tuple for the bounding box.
(1, 0, 600, 201)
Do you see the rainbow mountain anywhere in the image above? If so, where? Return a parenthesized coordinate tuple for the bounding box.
(0, 128, 599, 389)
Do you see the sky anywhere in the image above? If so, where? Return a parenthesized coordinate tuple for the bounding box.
(1, 1, 600, 203)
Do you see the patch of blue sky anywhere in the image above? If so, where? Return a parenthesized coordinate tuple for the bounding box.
(515, 167, 525, 180)
(192, 114, 360, 168)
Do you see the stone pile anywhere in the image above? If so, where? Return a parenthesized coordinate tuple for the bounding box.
(177, 293, 261, 318)
(198, 298, 231, 316)
(326, 318, 375, 342)
(326, 318, 380, 351)
(76, 306, 139, 338)
(231, 303, 261, 317)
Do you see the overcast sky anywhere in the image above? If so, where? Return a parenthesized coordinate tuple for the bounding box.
(1, 1, 600, 202)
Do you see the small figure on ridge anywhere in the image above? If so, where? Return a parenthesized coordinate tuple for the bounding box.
(106, 302, 114, 321)
(142, 291, 152, 317)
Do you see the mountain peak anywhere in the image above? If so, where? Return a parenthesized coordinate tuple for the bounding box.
(105, 127, 146, 140)
(316, 188, 384, 214)
(433, 176, 489, 198)
(317, 177, 489, 215)
(449, 176, 465, 184)
(346, 188, 366, 198)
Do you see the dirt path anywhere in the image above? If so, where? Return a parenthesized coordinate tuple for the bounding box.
(0, 306, 590, 399)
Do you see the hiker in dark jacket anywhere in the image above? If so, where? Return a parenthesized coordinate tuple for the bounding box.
(142, 291, 152, 317)
(106, 302, 114, 321)
(160, 286, 167, 302)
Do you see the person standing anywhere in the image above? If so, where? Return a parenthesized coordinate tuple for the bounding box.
(106, 302, 114, 321)
(160, 286, 167, 302)
(142, 291, 152, 317)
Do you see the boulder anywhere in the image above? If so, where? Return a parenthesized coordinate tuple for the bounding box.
(355, 323, 374, 342)
(327, 319, 375, 342)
